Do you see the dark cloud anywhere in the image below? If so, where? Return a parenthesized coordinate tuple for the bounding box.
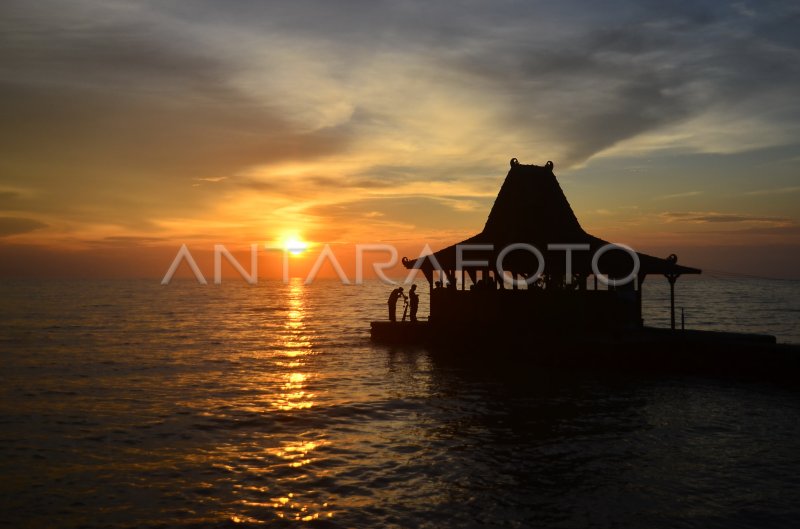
(352, 161, 499, 185)
(0, 216, 47, 236)
(306, 176, 343, 188)
(0, 190, 21, 207)
(232, 160, 501, 196)
(4, 0, 798, 174)
(0, 83, 341, 168)
(4, 1, 799, 161)
(694, 215, 787, 223)
(352, 165, 420, 183)
(428, 0, 800, 164)
(0, 0, 356, 230)
(661, 211, 791, 223)
(699, 225, 800, 236)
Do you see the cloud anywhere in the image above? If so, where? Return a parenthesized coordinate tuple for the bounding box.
(0, 190, 21, 207)
(700, 225, 800, 236)
(656, 191, 703, 200)
(301, 193, 492, 243)
(0, 217, 47, 237)
(0, 0, 799, 258)
(193, 177, 228, 183)
(742, 186, 800, 196)
(660, 211, 792, 223)
(421, 0, 800, 163)
(9, 0, 796, 172)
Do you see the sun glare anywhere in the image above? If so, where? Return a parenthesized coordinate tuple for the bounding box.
(283, 235, 309, 255)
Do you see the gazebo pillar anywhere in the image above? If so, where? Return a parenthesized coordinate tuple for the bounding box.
(423, 268, 433, 289)
(446, 269, 455, 289)
(637, 273, 646, 327)
(665, 272, 680, 330)
(467, 269, 477, 287)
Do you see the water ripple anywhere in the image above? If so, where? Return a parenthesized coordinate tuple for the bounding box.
(1, 278, 799, 528)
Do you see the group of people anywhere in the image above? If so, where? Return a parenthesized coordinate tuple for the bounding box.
(387, 284, 419, 322)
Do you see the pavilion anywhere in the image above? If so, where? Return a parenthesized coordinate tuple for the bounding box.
(401, 158, 701, 332)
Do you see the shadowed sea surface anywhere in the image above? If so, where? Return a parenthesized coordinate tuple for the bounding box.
(1, 277, 799, 528)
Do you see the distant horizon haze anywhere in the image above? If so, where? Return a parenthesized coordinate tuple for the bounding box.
(1, 240, 798, 281)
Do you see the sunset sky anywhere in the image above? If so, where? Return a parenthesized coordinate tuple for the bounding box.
(1, 0, 799, 278)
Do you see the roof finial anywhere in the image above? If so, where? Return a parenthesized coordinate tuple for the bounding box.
(510, 157, 519, 167)
(545, 161, 554, 171)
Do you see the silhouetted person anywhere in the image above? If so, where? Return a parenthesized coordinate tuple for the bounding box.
(387, 287, 405, 322)
(408, 284, 419, 322)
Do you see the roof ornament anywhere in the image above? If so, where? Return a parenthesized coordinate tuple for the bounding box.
(666, 254, 678, 265)
(510, 157, 519, 167)
(545, 161, 554, 171)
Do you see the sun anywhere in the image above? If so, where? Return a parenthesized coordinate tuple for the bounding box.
(285, 238, 308, 255)
(282, 235, 309, 255)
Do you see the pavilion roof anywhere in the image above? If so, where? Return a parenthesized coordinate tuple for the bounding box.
(402, 159, 701, 277)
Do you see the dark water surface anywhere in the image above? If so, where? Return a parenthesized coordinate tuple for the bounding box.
(1, 278, 799, 528)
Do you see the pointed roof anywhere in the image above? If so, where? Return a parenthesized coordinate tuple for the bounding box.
(402, 158, 701, 277)
(482, 159, 586, 245)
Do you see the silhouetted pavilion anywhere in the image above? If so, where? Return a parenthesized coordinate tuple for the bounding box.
(401, 158, 700, 331)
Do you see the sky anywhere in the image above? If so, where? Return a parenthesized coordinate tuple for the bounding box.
(1, 0, 799, 279)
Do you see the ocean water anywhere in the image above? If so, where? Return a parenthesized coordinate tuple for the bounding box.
(641, 276, 800, 344)
(1, 277, 799, 529)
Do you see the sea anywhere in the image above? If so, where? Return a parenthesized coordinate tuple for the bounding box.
(1, 277, 799, 529)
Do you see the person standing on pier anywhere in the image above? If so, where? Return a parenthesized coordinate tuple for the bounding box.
(408, 284, 419, 323)
(387, 287, 406, 322)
